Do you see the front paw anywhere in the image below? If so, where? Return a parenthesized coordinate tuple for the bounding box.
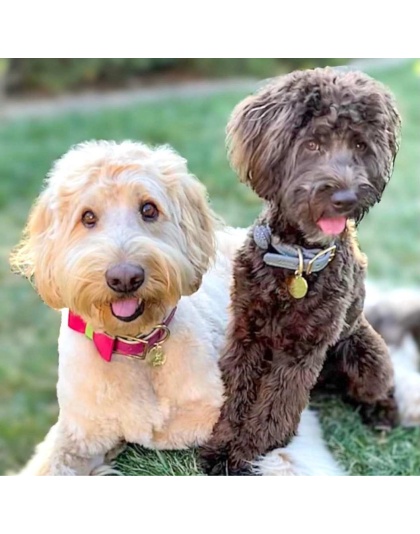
(359, 392, 400, 430)
(227, 464, 255, 476)
(198, 446, 229, 476)
(198, 447, 256, 476)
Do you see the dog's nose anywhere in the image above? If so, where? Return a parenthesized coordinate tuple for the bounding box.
(331, 190, 358, 212)
(106, 264, 145, 294)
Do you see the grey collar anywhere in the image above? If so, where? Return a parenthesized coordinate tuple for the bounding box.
(253, 224, 336, 275)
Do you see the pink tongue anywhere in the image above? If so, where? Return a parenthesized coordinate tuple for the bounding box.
(317, 217, 347, 235)
(111, 298, 139, 318)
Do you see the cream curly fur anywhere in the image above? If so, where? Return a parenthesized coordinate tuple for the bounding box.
(13, 141, 420, 476)
(11, 140, 347, 476)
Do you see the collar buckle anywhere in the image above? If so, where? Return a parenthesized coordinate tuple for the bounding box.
(115, 324, 171, 361)
(306, 245, 337, 275)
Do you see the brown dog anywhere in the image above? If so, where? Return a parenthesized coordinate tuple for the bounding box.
(200, 68, 402, 475)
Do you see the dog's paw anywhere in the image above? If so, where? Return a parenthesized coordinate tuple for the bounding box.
(199, 450, 256, 476)
(359, 393, 400, 431)
(227, 464, 256, 476)
(198, 446, 230, 476)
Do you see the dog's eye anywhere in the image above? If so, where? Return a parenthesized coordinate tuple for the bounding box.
(355, 141, 367, 151)
(306, 140, 320, 151)
(81, 210, 97, 228)
(140, 202, 159, 222)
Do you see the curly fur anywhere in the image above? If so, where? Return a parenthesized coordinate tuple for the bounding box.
(13, 141, 343, 476)
(11, 140, 226, 475)
(11, 141, 217, 336)
(200, 67, 402, 475)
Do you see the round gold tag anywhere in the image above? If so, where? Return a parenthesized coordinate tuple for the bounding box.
(147, 345, 166, 367)
(288, 276, 308, 299)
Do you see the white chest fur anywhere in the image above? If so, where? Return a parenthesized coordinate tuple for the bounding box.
(56, 260, 229, 449)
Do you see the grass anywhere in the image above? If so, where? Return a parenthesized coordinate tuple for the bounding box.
(316, 398, 420, 476)
(0, 60, 419, 475)
(115, 447, 203, 476)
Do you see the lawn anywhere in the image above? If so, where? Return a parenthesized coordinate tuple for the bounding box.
(0, 60, 419, 475)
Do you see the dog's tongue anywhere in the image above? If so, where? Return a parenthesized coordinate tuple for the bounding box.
(111, 299, 139, 318)
(317, 217, 347, 235)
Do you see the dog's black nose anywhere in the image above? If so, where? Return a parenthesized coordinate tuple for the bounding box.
(331, 190, 358, 212)
(106, 264, 145, 293)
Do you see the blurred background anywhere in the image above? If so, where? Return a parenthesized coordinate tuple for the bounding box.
(0, 58, 419, 474)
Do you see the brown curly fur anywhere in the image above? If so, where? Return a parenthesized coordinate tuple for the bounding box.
(200, 68, 402, 475)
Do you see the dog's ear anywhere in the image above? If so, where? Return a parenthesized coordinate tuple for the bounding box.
(178, 175, 218, 293)
(377, 90, 402, 187)
(383, 94, 401, 160)
(153, 146, 218, 294)
(358, 80, 402, 200)
(10, 190, 64, 309)
(227, 79, 297, 200)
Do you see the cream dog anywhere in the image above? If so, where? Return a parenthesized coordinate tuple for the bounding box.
(12, 140, 343, 476)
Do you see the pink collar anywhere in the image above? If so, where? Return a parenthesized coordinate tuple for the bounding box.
(68, 308, 176, 365)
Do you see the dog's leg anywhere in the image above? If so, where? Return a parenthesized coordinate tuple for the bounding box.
(223, 353, 325, 474)
(334, 315, 398, 429)
(201, 346, 325, 475)
(152, 401, 222, 449)
(199, 339, 270, 475)
(20, 418, 120, 476)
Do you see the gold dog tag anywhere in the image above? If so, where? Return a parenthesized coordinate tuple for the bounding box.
(287, 246, 308, 299)
(147, 345, 166, 367)
(288, 275, 308, 299)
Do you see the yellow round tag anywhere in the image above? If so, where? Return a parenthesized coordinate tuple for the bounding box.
(147, 346, 166, 367)
(288, 276, 308, 299)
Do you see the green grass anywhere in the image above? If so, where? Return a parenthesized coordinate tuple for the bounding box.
(0, 60, 419, 475)
(115, 446, 203, 476)
(316, 398, 420, 476)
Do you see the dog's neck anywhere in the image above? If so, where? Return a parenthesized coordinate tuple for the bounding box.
(268, 217, 308, 247)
